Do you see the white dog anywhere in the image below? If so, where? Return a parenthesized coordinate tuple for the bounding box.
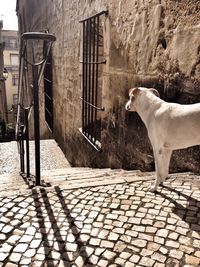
(125, 87, 200, 192)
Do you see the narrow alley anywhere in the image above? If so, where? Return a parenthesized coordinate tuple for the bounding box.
(0, 140, 200, 267)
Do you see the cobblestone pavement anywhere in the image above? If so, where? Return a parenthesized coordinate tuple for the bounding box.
(0, 169, 200, 267)
(0, 140, 70, 175)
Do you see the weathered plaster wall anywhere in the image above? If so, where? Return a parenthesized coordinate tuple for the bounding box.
(17, 0, 200, 172)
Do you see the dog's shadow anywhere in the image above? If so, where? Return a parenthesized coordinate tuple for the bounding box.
(156, 185, 200, 233)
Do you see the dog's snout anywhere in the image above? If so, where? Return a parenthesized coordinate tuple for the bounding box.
(125, 102, 130, 111)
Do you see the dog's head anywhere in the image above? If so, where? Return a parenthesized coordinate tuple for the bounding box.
(125, 87, 160, 112)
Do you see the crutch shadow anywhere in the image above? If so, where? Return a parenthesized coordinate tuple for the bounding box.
(32, 186, 90, 266)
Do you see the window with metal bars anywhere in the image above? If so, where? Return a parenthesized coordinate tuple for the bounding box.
(79, 11, 108, 152)
(43, 44, 53, 132)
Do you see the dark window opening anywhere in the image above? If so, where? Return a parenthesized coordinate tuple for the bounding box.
(79, 11, 108, 152)
(12, 74, 19, 86)
(43, 45, 53, 132)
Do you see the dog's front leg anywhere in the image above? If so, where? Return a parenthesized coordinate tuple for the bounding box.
(160, 149, 172, 183)
(148, 148, 171, 192)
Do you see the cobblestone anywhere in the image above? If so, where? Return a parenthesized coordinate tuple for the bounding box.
(0, 141, 200, 266)
(0, 140, 70, 175)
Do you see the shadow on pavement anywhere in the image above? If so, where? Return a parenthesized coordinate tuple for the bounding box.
(32, 187, 89, 266)
(55, 186, 91, 259)
(156, 185, 200, 234)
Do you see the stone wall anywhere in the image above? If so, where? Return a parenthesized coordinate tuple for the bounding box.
(16, 0, 200, 173)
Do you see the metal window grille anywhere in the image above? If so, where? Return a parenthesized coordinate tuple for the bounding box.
(43, 44, 53, 132)
(79, 11, 108, 152)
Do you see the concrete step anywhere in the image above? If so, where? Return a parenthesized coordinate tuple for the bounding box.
(0, 167, 151, 196)
(0, 165, 197, 198)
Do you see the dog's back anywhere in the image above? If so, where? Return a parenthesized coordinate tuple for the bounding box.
(153, 101, 200, 149)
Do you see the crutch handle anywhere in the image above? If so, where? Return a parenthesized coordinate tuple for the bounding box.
(21, 32, 56, 42)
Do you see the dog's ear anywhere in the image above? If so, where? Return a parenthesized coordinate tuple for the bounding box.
(129, 87, 140, 97)
(150, 88, 160, 98)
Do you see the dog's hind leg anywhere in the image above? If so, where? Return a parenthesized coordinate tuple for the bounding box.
(148, 148, 172, 192)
